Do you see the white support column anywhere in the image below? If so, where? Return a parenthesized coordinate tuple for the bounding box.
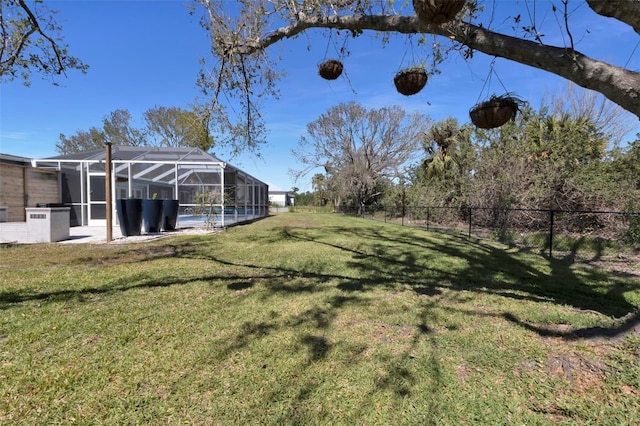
(127, 163, 132, 197)
(251, 178, 254, 218)
(220, 166, 225, 227)
(174, 163, 179, 202)
(244, 174, 249, 219)
(80, 162, 86, 226)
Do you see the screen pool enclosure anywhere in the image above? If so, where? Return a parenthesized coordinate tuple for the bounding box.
(32, 146, 269, 228)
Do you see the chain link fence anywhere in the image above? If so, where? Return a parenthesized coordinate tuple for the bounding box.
(336, 205, 640, 258)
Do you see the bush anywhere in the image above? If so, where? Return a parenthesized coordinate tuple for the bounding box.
(625, 215, 640, 245)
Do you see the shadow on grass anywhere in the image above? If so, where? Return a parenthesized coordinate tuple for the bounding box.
(285, 225, 638, 317)
(2, 221, 637, 331)
(1, 215, 639, 422)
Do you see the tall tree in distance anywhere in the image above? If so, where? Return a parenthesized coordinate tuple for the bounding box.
(144, 106, 214, 151)
(102, 109, 146, 146)
(56, 106, 215, 154)
(57, 109, 146, 154)
(292, 101, 429, 207)
(55, 127, 106, 155)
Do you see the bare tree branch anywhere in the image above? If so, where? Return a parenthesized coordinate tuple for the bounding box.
(225, 13, 640, 118)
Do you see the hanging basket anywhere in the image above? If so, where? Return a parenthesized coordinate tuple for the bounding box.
(412, 0, 466, 25)
(394, 67, 428, 96)
(469, 94, 522, 129)
(318, 59, 344, 80)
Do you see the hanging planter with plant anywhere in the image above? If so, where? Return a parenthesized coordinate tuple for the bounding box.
(318, 59, 343, 80)
(469, 93, 524, 129)
(394, 67, 428, 96)
(412, 0, 466, 25)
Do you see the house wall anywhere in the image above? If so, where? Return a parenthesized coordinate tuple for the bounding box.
(269, 192, 294, 207)
(0, 162, 59, 222)
(269, 193, 287, 207)
(0, 163, 25, 222)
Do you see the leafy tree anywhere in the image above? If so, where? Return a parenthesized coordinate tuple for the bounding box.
(311, 173, 330, 206)
(57, 107, 215, 154)
(616, 138, 640, 190)
(412, 118, 475, 207)
(607, 137, 640, 208)
(1, 0, 88, 85)
(292, 101, 429, 207)
(294, 191, 314, 206)
(468, 116, 536, 210)
(55, 127, 106, 155)
(544, 83, 637, 146)
(57, 109, 145, 154)
(410, 103, 629, 230)
(196, 0, 640, 145)
(102, 109, 146, 147)
(144, 106, 214, 150)
(471, 105, 627, 232)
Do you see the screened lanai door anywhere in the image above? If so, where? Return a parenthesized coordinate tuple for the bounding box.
(87, 168, 106, 226)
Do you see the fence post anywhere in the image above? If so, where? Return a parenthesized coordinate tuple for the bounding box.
(549, 209, 555, 258)
(426, 206, 430, 231)
(401, 189, 406, 227)
(468, 207, 472, 239)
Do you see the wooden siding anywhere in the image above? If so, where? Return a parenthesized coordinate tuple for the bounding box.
(0, 163, 26, 221)
(0, 163, 59, 222)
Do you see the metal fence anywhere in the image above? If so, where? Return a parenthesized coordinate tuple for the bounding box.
(336, 205, 640, 258)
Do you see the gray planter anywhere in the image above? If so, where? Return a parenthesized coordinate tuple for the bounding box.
(162, 199, 179, 231)
(142, 199, 164, 233)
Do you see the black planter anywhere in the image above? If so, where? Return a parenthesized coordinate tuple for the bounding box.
(142, 199, 164, 233)
(116, 199, 143, 237)
(161, 199, 179, 231)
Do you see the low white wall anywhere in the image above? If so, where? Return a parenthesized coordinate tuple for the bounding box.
(0, 208, 70, 243)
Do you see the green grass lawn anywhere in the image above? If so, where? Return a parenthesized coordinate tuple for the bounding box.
(1, 213, 639, 424)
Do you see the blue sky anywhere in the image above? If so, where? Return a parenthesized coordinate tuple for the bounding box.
(1, 0, 638, 192)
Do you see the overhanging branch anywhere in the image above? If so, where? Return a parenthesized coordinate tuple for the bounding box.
(586, 0, 640, 35)
(228, 14, 640, 118)
(18, 0, 66, 76)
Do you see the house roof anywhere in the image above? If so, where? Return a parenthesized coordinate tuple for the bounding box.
(43, 146, 225, 164)
(0, 153, 32, 165)
(33, 146, 268, 187)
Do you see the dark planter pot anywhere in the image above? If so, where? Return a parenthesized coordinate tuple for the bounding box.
(116, 198, 143, 237)
(142, 199, 164, 233)
(161, 199, 180, 231)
